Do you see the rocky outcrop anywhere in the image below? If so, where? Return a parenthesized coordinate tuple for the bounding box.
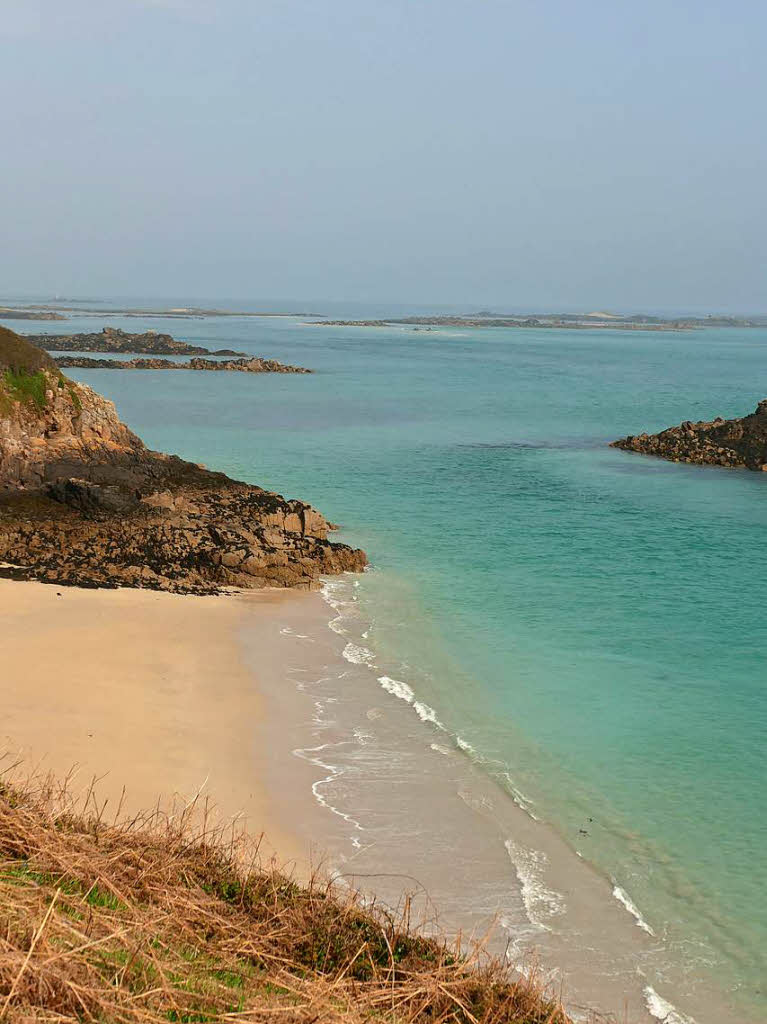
(611, 400, 767, 471)
(0, 327, 365, 593)
(26, 327, 246, 357)
(55, 356, 312, 373)
(0, 479, 365, 593)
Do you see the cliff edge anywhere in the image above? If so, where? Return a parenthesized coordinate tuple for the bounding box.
(0, 326, 366, 592)
(611, 399, 767, 471)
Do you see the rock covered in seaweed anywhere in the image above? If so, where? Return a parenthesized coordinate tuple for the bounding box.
(611, 400, 767, 470)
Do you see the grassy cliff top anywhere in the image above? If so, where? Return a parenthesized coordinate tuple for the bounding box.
(0, 325, 74, 414)
(0, 324, 59, 375)
(0, 775, 570, 1024)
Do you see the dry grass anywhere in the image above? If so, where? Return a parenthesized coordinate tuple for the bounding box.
(0, 326, 59, 376)
(0, 770, 573, 1024)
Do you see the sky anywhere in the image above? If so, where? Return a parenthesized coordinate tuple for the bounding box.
(1, 0, 765, 311)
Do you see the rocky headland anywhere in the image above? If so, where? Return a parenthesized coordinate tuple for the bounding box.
(0, 326, 365, 593)
(55, 355, 312, 373)
(611, 400, 767, 470)
(26, 326, 247, 356)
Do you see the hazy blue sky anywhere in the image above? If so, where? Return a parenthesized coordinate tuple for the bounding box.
(1, 0, 765, 310)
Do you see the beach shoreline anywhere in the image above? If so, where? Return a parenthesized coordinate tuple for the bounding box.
(237, 576, 751, 1024)
(1, 574, 742, 1024)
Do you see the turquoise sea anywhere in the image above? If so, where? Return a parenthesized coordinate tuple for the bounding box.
(16, 304, 767, 1021)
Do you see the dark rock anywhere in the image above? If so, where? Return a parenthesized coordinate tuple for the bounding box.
(54, 355, 311, 373)
(47, 478, 142, 514)
(611, 400, 767, 471)
(25, 327, 247, 357)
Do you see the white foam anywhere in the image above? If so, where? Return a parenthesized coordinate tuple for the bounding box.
(644, 985, 697, 1024)
(456, 736, 476, 756)
(377, 677, 448, 730)
(377, 675, 415, 703)
(504, 840, 565, 930)
(342, 642, 376, 666)
(612, 884, 656, 936)
(280, 626, 314, 641)
(500, 771, 537, 815)
(430, 742, 453, 756)
(293, 740, 366, 840)
(413, 700, 443, 726)
(320, 578, 359, 636)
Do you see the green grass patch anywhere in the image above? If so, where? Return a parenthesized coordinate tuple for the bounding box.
(2, 368, 50, 411)
(84, 882, 126, 910)
(210, 968, 246, 989)
(1, 861, 126, 911)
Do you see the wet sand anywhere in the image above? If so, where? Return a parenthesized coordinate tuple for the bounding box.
(239, 583, 735, 1024)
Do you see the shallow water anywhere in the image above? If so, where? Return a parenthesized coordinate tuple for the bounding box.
(22, 304, 767, 1022)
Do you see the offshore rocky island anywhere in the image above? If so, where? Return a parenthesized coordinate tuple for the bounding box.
(0, 326, 364, 592)
(26, 326, 249, 356)
(612, 400, 767, 470)
(26, 327, 311, 373)
(55, 355, 312, 373)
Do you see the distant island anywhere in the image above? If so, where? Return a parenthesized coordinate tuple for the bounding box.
(2, 303, 325, 319)
(0, 307, 66, 321)
(26, 327, 247, 357)
(612, 400, 767, 470)
(309, 312, 767, 331)
(56, 355, 311, 373)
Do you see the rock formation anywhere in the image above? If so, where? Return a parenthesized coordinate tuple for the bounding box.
(26, 327, 246, 356)
(0, 326, 365, 592)
(611, 400, 767, 471)
(55, 356, 311, 373)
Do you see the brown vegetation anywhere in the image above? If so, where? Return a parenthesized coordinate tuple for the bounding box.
(0, 326, 60, 375)
(0, 772, 571, 1024)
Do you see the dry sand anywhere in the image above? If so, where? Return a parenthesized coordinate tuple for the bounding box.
(0, 577, 308, 868)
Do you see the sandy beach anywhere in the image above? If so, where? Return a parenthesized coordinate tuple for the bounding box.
(0, 577, 306, 868)
(0, 574, 735, 1023)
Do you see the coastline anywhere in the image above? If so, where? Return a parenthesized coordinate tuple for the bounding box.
(240, 575, 747, 1024)
(1, 573, 743, 1024)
